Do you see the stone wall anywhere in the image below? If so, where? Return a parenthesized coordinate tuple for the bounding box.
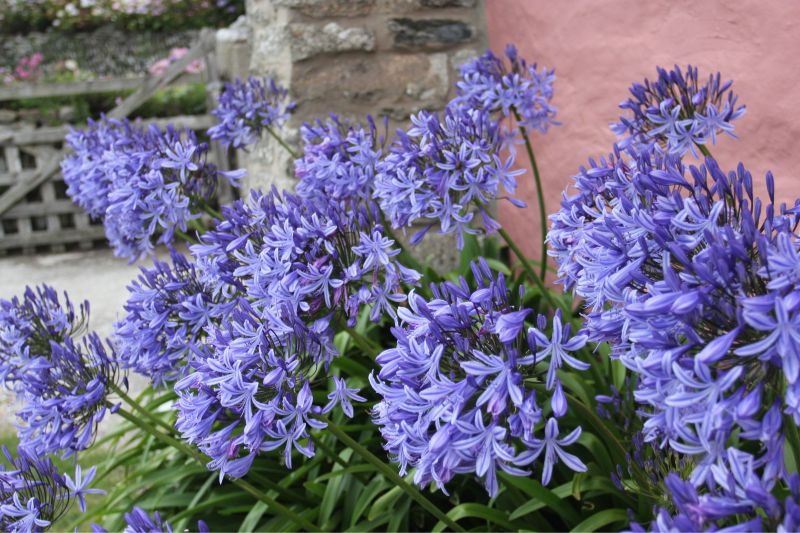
(0, 26, 201, 78)
(243, 0, 486, 191)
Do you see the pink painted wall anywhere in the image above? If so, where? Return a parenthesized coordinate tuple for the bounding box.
(487, 0, 800, 260)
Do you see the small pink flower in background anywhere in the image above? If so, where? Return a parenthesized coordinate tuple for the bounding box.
(148, 58, 171, 76)
(14, 52, 44, 81)
(148, 47, 204, 76)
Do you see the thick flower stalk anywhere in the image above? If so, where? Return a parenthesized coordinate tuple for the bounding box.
(549, 142, 800, 510)
(0, 286, 120, 457)
(0, 446, 100, 532)
(295, 114, 384, 205)
(611, 65, 746, 157)
(62, 117, 243, 261)
(455, 44, 558, 135)
(174, 189, 418, 479)
(374, 105, 525, 249)
(208, 76, 295, 150)
(370, 258, 588, 496)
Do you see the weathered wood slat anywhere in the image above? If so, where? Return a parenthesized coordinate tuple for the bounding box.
(0, 157, 60, 216)
(4, 198, 81, 217)
(0, 74, 205, 103)
(3, 114, 216, 146)
(0, 77, 145, 103)
(0, 227, 106, 249)
(4, 146, 22, 174)
(0, 170, 48, 187)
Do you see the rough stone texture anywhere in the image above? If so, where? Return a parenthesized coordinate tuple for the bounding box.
(274, 0, 376, 18)
(419, 0, 477, 7)
(245, 0, 296, 192)
(396, 227, 461, 272)
(289, 22, 375, 61)
(0, 109, 16, 124)
(388, 18, 474, 49)
(245, 0, 486, 268)
(216, 15, 252, 81)
(487, 0, 800, 262)
(291, 52, 449, 119)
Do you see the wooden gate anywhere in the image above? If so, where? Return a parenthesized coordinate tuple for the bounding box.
(0, 29, 228, 255)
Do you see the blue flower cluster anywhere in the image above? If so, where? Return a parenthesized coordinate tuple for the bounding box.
(295, 114, 384, 205)
(636, 468, 800, 532)
(62, 117, 243, 261)
(549, 137, 800, 523)
(610, 65, 746, 157)
(114, 249, 218, 387)
(165, 189, 418, 479)
(0, 286, 119, 457)
(374, 106, 525, 249)
(1, 446, 99, 532)
(455, 44, 558, 135)
(90, 506, 208, 533)
(208, 77, 295, 150)
(371, 259, 588, 496)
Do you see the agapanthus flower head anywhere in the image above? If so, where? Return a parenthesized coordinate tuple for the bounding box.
(295, 114, 385, 205)
(63, 117, 243, 261)
(455, 43, 559, 135)
(208, 76, 295, 150)
(114, 248, 225, 387)
(175, 189, 417, 479)
(549, 143, 800, 492)
(636, 459, 800, 532)
(374, 105, 525, 249)
(370, 258, 588, 496)
(611, 65, 745, 157)
(0, 446, 98, 532)
(97, 506, 208, 533)
(0, 285, 120, 457)
(61, 117, 126, 219)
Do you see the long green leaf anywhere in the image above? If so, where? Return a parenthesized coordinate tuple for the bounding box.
(431, 503, 519, 533)
(500, 473, 578, 525)
(570, 509, 628, 532)
(351, 477, 390, 527)
(368, 485, 402, 521)
(319, 448, 353, 527)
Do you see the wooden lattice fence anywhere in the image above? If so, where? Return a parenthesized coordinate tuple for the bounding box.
(0, 29, 229, 256)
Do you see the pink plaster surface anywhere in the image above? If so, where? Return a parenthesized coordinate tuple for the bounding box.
(486, 0, 800, 261)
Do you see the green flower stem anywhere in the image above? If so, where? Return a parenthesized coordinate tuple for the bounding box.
(497, 227, 563, 313)
(175, 229, 198, 245)
(265, 125, 299, 159)
(114, 406, 321, 532)
(785, 414, 800, 474)
(109, 382, 175, 435)
(344, 325, 381, 358)
(201, 203, 223, 220)
(696, 143, 712, 158)
(188, 218, 206, 233)
(784, 379, 800, 473)
(110, 384, 312, 508)
(564, 392, 653, 496)
(513, 109, 549, 282)
(564, 392, 626, 463)
(322, 417, 465, 532)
